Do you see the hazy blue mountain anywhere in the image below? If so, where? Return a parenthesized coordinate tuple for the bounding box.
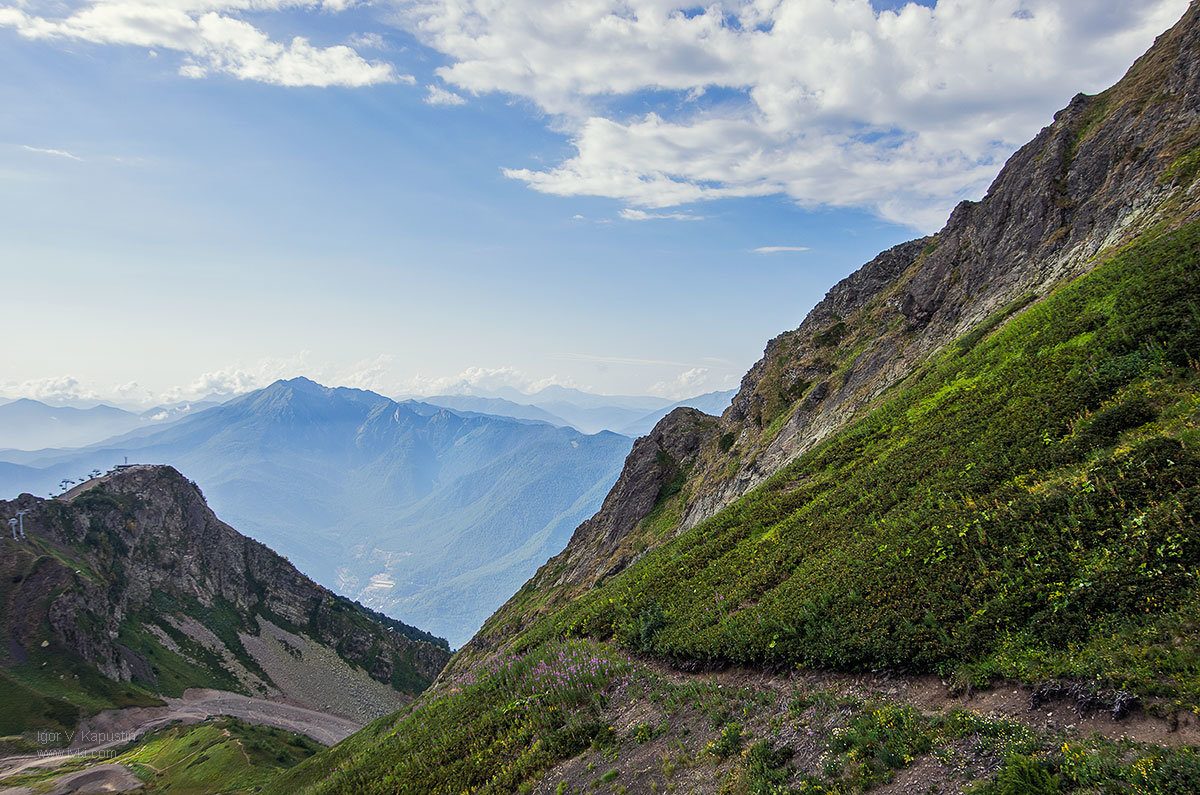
(421, 386, 674, 434)
(421, 387, 731, 436)
(516, 385, 669, 412)
(419, 395, 571, 427)
(0, 398, 222, 452)
(0, 399, 147, 451)
(618, 390, 737, 437)
(0, 378, 632, 646)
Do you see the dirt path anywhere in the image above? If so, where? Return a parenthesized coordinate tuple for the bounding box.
(0, 764, 144, 795)
(0, 687, 363, 784)
(72, 688, 363, 750)
(672, 661, 1200, 747)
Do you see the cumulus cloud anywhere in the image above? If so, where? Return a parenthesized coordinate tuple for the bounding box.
(338, 354, 397, 391)
(0, 0, 398, 87)
(649, 367, 711, 399)
(401, 366, 532, 396)
(4, 1, 1184, 226)
(425, 84, 466, 105)
(400, 0, 1188, 230)
(178, 368, 262, 399)
(21, 145, 82, 160)
(0, 376, 99, 405)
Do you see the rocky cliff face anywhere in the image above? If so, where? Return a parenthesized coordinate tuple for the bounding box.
(0, 466, 451, 722)
(467, 3, 1200, 654)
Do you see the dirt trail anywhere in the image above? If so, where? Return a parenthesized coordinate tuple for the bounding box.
(0, 687, 362, 785)
(677, 662, 1200, 747)
(0, 763, 145, 795)
(71, 687, 362, 750)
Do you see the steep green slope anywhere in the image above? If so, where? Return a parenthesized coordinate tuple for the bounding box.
(536, 220, 1199, 696)
(269, 196, 1200, 795)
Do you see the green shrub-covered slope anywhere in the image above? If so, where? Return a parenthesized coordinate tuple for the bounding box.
(271, 203, 1200, 795)
(0, 718, 321, 794)
(536, 220, 1200, 699)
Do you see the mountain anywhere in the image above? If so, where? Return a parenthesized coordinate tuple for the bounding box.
(514, 386, 673, 434)
(422, 389, 736, 436)
(0, 398, 220, 452)
(270, 8, 1200, 794)
(0, 465, 450, 738)
(617, 389, 737, 437)
(422, 385, 674, 434)
(0, 399, 145, 451)
(0, 378, 632, 646)
(418, 394, 572, 427)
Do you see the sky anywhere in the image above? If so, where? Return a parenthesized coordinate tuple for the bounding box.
(0, 0, 1188, 408)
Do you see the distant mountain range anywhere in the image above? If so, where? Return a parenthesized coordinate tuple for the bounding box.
(0, 398, 217, 451)
(0, 378, 632, 646)
(419, 387, 736, 436)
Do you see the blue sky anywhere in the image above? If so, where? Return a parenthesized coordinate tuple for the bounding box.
(0, 0, 1187, 406)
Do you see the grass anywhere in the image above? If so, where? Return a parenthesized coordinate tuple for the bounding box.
(0, 657, 160, 736)
(267, 640, 630, 795)
(0, 718, 320, 794)
(117, 718, 320, 793)
(275, 639, 1200, 794)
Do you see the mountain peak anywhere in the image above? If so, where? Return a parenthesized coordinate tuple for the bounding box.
(1, 464, 451, 724)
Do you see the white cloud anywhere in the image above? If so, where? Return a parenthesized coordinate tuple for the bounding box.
(425, 84, 466, 105)
(338, 354, 396, 391)
(618, 208, 704, 222)
(4, 1, 1183, 225)
(392, 365, 587, 397)
(21, 144, 82, 160)
(347, 31, 387, 50)
(753, 245, 810, 254)
(398, 0, 1189, 230)
(649, 367, 711, 399)
(0, 1, 398, 87)
(178, 368, 262, 399)
(0, 376, 99, 405)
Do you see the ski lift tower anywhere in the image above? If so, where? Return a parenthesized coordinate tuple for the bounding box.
(15, 510, 27, 539)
